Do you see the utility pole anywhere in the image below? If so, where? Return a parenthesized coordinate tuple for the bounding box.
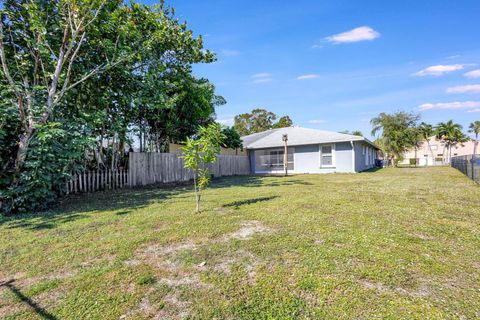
(282, 134, 288, 176)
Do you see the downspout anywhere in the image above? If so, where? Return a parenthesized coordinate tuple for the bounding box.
(350, 141, 356, 173)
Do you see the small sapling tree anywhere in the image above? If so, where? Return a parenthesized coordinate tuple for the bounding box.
(182, 123, 226, 213)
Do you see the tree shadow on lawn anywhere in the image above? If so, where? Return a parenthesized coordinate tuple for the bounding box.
(223, 195, 279, 209)
(0, 279, 58, 320)
(0, 183, 190, 231)
(0, 175, 306, 231)
(209, 175, 313, 189)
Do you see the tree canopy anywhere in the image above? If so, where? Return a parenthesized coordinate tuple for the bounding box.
(233, 109, 293, 136)
(370, 111, 420, 165)
(0, 1, 223, 214)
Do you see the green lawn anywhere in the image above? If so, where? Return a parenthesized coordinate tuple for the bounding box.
(1, 167, 479, 319)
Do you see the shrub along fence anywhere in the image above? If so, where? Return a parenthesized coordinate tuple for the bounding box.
(65, 152, 251, 194)
(451, 155, 480, 183)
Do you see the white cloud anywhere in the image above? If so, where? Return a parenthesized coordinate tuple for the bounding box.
(467, 108, 480, 113)
(413, 64, 465, 76)
(311, 44, 323, 49)
(446, 84, 480, 94)
(296, 74, 319, 80)
(325, 26, 380, 44)
(419, 101, 480, 111)
(221, 49, 241, 56)
(252, 78, 272, 84)
(464, 69, 480, 78)
(308, 119, 326, 124)
(251, 73, 272, 79)
(217, 117, 234, 126)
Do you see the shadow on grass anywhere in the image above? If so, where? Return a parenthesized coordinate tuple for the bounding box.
(0, 183, 189, 230)
(223, 195, 279, 209)
(0, 175, 308, 230)
(360, 167, 384, 173)
(0, 279, 58, 320)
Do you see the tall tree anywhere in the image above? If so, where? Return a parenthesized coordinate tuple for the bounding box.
(436, 120, 468, 163)
(370, 111, 420, 166)
(233, 109, 292, 136)
(339, 130, 363, 136)
(469, 120, 480, 158)
(221, 127, 243, 150)
(418, 122, 435, 165)
(0, 1, 217, 214)
(272, 116, 293, 129)
(405, 127, 423, 167)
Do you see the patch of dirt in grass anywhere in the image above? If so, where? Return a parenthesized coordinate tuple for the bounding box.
(154, 292, 191, 320)
(126, 220, 272, 319)
(411, 232, 436, 240)
(223, 220, 271, 240)
(358, 279, 430, 298)
(80, 253, 116, 268)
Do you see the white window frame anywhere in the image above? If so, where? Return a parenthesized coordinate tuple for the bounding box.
(319, 143, 335, 168)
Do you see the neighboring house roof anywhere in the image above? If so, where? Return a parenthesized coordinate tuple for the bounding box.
(241, 127, 379, 150)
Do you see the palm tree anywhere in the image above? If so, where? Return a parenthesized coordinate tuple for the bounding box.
(407, 127, 423, 167)
(436, 120, 468, 163)
(468, 121, 480, 159)
(418, 122, 435, 165)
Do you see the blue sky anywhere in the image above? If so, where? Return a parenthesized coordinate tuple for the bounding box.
(143, 0, 480, 138)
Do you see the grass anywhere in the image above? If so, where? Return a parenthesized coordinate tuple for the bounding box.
(1, 166, 479, 319)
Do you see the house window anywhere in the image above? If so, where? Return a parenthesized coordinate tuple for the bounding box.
(320, 145, 334, 167)
(256, 148, 294, 171)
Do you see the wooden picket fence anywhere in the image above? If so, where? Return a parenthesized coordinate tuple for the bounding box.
(128, 152, 251, 187)
(66, 152, 251, 194)
(65, 169, 128, 194)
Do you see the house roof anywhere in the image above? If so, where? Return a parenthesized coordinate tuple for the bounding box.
(241, 127, 379, 150)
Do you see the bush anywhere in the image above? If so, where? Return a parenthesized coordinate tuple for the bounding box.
(0, 122, 93, 215)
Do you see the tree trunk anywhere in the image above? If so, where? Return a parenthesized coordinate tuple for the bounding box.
(14, 127, 35, 173)
(195, 193, 201, 213)
(474, 134, 478, 159)
(193, 170, 200, 213)
(427, 140, 435, 166)
(414, 148, 417, 167)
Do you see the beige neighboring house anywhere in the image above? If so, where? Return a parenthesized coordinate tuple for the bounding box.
(400, 136, 477, 166)
(168, 143, 247, 156)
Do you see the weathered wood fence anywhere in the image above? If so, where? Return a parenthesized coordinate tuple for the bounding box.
(65, 169, 128, 194)
(128, 152, 250, 187)
(66, 152, 250, 194)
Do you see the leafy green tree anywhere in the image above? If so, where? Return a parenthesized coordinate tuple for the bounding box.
(221, 127, 243, 150)
(405, 127, 423, 167)
(233, 109, 293, 136)
(272, 116, 293, 129)
(181, 123, 226, 213)
(370, 111, 420, 166)
(0, 1, 217, 214)
(469, 120, 480, 158)
(339, 130, 363, 136)
(436, 120, 469, 163)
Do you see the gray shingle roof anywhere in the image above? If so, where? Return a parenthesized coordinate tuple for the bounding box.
(241, 127, 378, 149)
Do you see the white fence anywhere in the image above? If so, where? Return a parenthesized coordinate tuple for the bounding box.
(66, 152, 250, 194)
